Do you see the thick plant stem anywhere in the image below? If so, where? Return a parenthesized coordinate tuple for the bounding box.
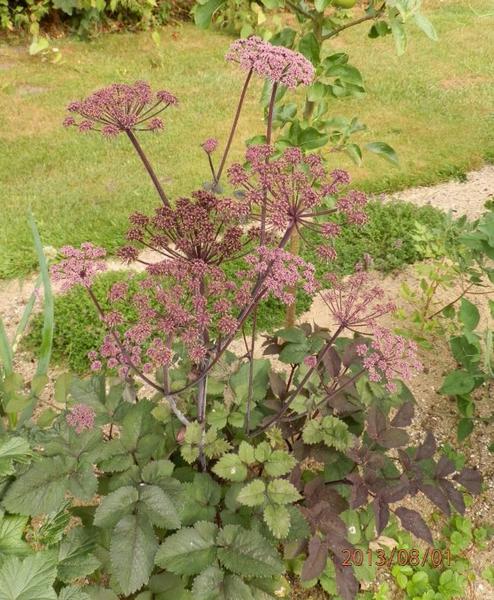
(245, 83, 278, 433)
(216, 69, 253, 183)
(197, 372, 208, 471)
(126, 130, 170, 207)
(285, 228, 300, 328)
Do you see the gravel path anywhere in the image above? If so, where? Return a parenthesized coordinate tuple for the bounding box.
(385, 165, 494, 220)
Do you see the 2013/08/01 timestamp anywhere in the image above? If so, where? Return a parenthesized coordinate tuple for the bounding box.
(342, 548, 452, 569)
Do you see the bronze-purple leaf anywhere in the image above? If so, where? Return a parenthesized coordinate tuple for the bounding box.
(397, 449, 412, 470)
(418, 482, 451, 516)
(372, 497, 390, 535)
(435, 455, 456, 478)
(301, 535, 330, 581)
(415, 430, 436, 460)
(347, 474, 368, 509)
(395, 507, 433, 545)
(378, 427, 409, 449)
(367, 406, 387, 440)
(453, 468, 482, 495)
(381, 478, 410, 503)
(334, 558, 360, 600)
(391, 401, 415, 427)
(269, 371, 287, 399)
(438, 479, 465, 515)
(322, 346, 341, 378)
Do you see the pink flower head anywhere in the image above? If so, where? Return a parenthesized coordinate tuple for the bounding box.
(358, 326, 422, 393)
(66, 404, 96, 434)
(321, 272, 396, 332)
(201, 138, 218, 154)
(304, 355, 317, 368)
(51, 243, 107, 292)
(226, 36, 314, 89)
(64, 81, 177, 136)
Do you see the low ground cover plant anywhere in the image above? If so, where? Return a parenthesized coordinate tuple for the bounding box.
(0, 36, 484, 600)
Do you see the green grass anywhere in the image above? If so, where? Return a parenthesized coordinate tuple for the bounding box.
(1, 0, 493, 278)
(24, 200, 446, 373)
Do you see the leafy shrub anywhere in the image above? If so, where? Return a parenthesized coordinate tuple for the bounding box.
(0, 0, 191, 38)
(25, 201, 446, 374)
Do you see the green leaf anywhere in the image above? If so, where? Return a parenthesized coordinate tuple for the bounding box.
(266, 479, 301, 505)
(263, 505, 291, 539)
(365, 142, 399, 166)
(264, 451, 296, 478)
(58, 587, 91, 600)
(155, 522, 218, 575)
(459, 298, 480, 331)
(93, 486, 138, 529)
(2, 456, 72, 516)
(274, 328, 306, 344)
(345, 143, 363, 166)
(192, 566, 253, 600)
(57, 527, 100, 583)
(0, 514, 29, 556)
(138, 484, 181, 529)
(439, 371, 475, 396)
(194, 0, 224, 28)
(278, 343, 309, 364)
(298, 32, 320, 65)
(28, 213, 54, 384)
(298, 128, 329, 151)
(389, 14, 407, 55)
(212, 454, 248, 482)
(237, 480, 266, 507)
(414, 12, 438, 41)
(217, 525, 283, 577)
(0, 552, 57, 600)
(457, 418, 474, 442)
(230, 360, 270, 405)
(238, 441, 256, 465)
(110, 514, 157, 595)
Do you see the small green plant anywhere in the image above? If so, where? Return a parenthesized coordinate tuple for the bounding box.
(0, 214, 54, 429)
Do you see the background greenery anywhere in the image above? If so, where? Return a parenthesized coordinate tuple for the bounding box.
(0, 0, 493, 278)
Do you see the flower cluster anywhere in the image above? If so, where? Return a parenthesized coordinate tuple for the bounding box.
(118, 190, 252, 266)
(51, 243, 107, 292)
(226, 37, 314, 89)
(245, 246, 317, 305)
(228, 145, 361, 261)
(356, 327, 422, 393)
(321, 272, 396, 332)
(66, 403, 96, 433)
(201, 138, 218, 154)
(63, 81, 177, 136)
(89, 259, 245, 373)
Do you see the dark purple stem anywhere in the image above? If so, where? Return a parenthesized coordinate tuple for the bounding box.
(216, 69, 253, 183)
(126, 129, 170, 207)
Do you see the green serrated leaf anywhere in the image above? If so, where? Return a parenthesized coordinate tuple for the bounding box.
(263, 504, 291, 539)
(266, 479, 301, 505)
(93, 486, 138, 529)
(0, 552, 57, 600)
(238, 441, 256, 466)
(237, 480, 266, 507)
(138, 484, 181, 530)
(110, 514, 157, 595)
(217, 525, 283, 578)
(155, 522, 218, 575)
(57, 527, 100, 583)
(212, 454, 248, 482)
(264, 451, 296, 478)
(2, 456, 73, 516)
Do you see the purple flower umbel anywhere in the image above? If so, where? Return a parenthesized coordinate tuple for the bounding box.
(67, 403, 96, 433)
(226, 37, 314, 89)
(64, 81, 177, 136)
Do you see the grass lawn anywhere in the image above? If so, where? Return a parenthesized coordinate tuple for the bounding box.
(1, 0, 493, 279)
